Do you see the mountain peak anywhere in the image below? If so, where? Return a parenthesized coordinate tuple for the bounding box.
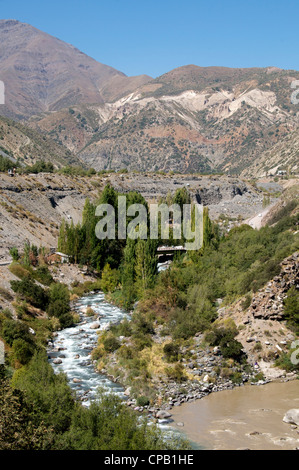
(0, 20, 151, 119)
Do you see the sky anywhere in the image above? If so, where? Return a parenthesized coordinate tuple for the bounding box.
(1, 0, 298, 78)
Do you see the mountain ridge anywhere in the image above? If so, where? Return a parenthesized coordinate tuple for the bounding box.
(0, 19, 152, 119)
(0, 19, 299, 176)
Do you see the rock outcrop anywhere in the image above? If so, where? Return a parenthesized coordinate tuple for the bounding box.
(248, 253, 299, 321)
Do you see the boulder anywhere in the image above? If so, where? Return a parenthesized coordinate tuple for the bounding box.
(156, 410, 172, 419)
(90, 322, 100, 329)
(283, 409, 299, 426)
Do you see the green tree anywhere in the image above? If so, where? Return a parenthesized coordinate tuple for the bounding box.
(9, 246, 19, 262)
(57, 219, 68, 253)
(0, 379, 51, 450)
(101, 263, 119, 293)
(121, 239, 137, 308)
(12, 351, 75, 434)
(47, 283, 73, 328)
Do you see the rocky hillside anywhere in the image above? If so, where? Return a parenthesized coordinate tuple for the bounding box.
(217, 252, 299, 380)
(0, 173, 99, 262)
(0, 20, 298, 176)
(29, 65, 299, 176)
(0, 114, 81, 168)
(0, 171, 268, 262)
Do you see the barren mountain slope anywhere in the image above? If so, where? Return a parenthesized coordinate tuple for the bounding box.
(30, 65, 299, 175)
(0, 20, 151, 119)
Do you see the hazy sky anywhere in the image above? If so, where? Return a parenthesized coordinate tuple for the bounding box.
(1, 0, 298, 77)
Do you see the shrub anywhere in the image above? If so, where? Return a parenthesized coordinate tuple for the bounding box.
(0, 287, 13, 301)
(165, 363, 187, 382)
(2, 319, 34, 347)
(241, 294, 252, 311)
(205, 320, 244, 362)
(132, 332, 153, 351)
(11, 351, 74, 434)
(86, 307, 95, 317)
(47, 283, 72, 328)
(136, 396, 150, 406)
(163, 342, 179, 362)
(10, 278, 48, 310)
(12, 338, 35, 365)
(9, 247, 19, 262)
(117, 345, 134, 360)
(220, 338, 244, 361)
(9, 263, 31, 280)
(33, 266, 53, 286)
(284, 286, 299, 327)
(103, 335, 121, 353)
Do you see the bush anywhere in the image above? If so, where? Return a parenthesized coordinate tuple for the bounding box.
(10, 278, 48, 310)
(163, 342, 179, 362)
(12, 338, 35, 365)
(132, 332, 153, 351)
(136, 395, 150, 407)
(241, 294, 252, 311)
(11, 351, 74, 434)
(165, 363, 187, 382)
(9, 263, 31, 280)
(220, 337, 244, 361)
(47, 283, 72, 328)
(103, 335, 121, 353)
(9, 247, 19, 262)
(33, 266, 53, 286)
(2, 319, 34, 347)
(205, 320, 244, 362)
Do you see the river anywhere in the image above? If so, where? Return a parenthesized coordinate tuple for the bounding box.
(48, 291, 130, 406)
(48, 291, 299, 450)
(170, 380, 299, 450)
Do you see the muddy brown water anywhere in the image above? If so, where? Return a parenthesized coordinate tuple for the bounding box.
(170, 380, 299, 450)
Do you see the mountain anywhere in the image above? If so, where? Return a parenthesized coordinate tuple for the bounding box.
(0, 19, 151, 119)
(1, 20, 299, 176)
(0, 114, 81, 167)
(29, 65, 299, 175)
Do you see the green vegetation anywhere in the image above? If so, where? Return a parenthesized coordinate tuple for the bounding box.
(1, 349, 185, 450)
(23, 160, 54, 174)
(0, 154, 21, 172)
(0, 240, 188, 450)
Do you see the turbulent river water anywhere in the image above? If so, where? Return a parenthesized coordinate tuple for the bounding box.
(48, 291, 129, 405)
(47, 290, 184, 444)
